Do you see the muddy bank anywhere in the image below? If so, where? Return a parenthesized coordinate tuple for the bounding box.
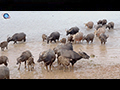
(0, 38, 120, 79)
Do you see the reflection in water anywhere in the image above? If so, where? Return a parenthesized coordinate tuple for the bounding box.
(99, 45, 107, 57)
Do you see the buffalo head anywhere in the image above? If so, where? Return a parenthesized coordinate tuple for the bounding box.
(7, 37, 12, 42)
(78, 49, 90, 59)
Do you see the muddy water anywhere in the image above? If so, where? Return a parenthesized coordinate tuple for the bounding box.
(0, 11, 120, 79)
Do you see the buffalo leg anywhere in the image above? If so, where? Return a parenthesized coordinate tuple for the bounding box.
(4, 62, 8, 66)
(54, 39, 56, 43)
(46, 65, 49, 72)
(32, 63, 35, 70)
(104, 42, 106, 44)
(28, 64, 30, 71)
(70, 60, 76, 70)
(6, 46, 8, 49)
(24, 61, 26, 68)
(14, 41, 17, 44)
(63, 65, 66, 72)
(24, 38, 26, 42)
(91, 40, 93, 43)
(44, 63, 49, 72)
(49, 63, 53, 72)
(1, 48, 4, 51)
(18, 63, 21, 70)
(68, 65, 71, 71)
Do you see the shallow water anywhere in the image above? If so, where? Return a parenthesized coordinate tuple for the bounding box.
(0, 11, 120, 79)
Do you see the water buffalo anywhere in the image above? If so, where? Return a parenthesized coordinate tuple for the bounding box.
(97, 19, 107, 25)
(60, 38, 66, 44)
(72, 32, 83, 44)
(37, 49, 56, 72)
(67, 35, 74, 42)
(102, 19, 107, 25)
(58, 56, 72, 71)
(66, 26, 79, 36)
(0, 56, 9, 66)
(47, 31, 60, 44)
(94, 24, 102, 30)
(106, 22, 114, 29)
(7, 32, 26, 44)
(16, 50, 32, 70)
(59, 49, 90, 68)
(0, 41, 8, 51)
(99, 33, 109, 44)
(83, 33, 94, 44)
(53, 42, 73, 58)
(0, 66, 10, 79)
(85, 21, 94, 29)
(27, 57, 35, 71)
(94, 27, 106, 37)
(42, 34, 47, 41)
(97, 20, 102, 25)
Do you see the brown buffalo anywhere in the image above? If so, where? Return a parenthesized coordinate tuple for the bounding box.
(0, 56, 9, 66)
(16, 50, 32, 70)
(106, 22, 114, 29)
(85, 21, 94, 29)
(58, 56, 72, 71)
(42, 34, 47, 41)
(83, 33, 94, 44)
(27, 57, 35, 71)
(94, 27, 106, 37)
(0, 41, 8, 51)
(99, 33, 109, 44)
(0, 66, 10, 79)
(72, 32, 83, 44)
(60, 38, 66, 44)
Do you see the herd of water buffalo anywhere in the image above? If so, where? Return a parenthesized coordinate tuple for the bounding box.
(0, 19, 114, 79)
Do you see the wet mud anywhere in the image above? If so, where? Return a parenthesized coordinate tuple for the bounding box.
(1, 30, 120, 79)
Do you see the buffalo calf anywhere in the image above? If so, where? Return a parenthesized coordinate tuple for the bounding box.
(42, 34, 47, 41)
(60, 38, 66, 44)
(58, 56, 72, 71)
(99, 33, 109, 44)
(27, 57, 35, 71)
(0, 66, 10, 79)
(83, 33, 94, 44)
(0, 41, 8, 51)
(0, 56, 9, 66)
(85, 21, 94, 29)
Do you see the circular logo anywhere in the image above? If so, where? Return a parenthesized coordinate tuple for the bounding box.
(2, 13, 10, 19)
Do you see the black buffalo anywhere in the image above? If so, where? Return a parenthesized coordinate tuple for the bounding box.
(53, 42, 73, 58)
(59, 49, 90, 68)
(66, 26, 79, 36)
(7, 32, 26, 44)
(47, 31, 60, 44)
(37, 49, 56, 72)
